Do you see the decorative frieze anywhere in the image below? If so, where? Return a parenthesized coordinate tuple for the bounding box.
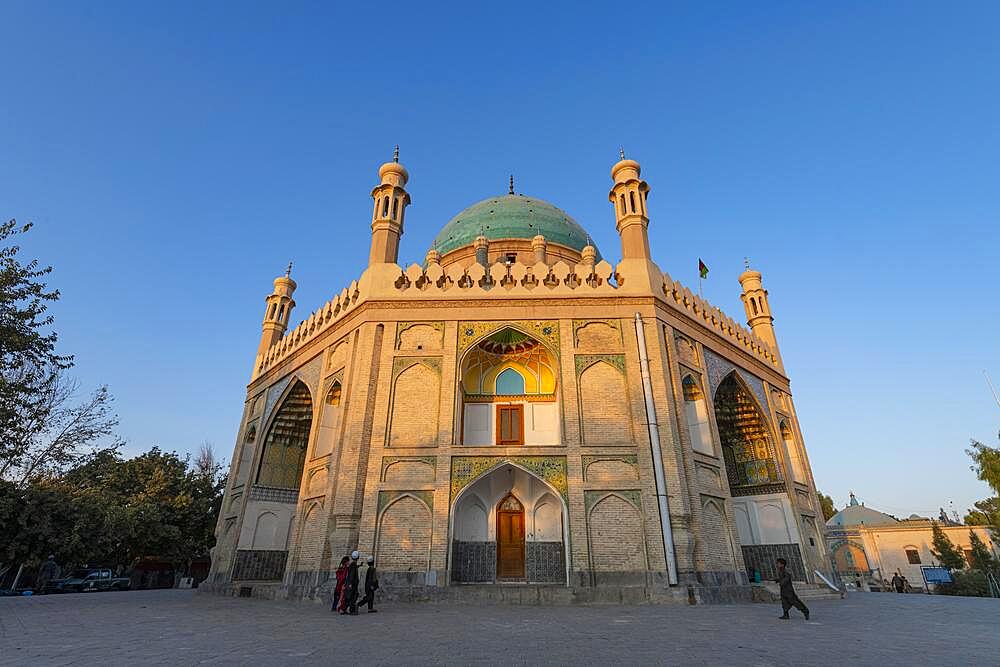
(584, 489, 642, 513)
(704, 348, 768, 410)
(391, 356, 441, 379)
(450, 456, 568, 502)
(457, 320, 559, 354)
(574, 354, 626, 376)
(249, 485, 299, 504)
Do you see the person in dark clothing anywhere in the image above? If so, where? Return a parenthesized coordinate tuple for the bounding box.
(332, 556, 350, 612)
(357, 556, 379, 613)
(775, 558, 809, 620)
(343, 551, 360, 615)
(36, 555, 61, 594)
(891, 573, 903, 593)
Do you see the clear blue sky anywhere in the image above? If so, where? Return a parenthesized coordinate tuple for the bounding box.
(2, 2, 997, 519)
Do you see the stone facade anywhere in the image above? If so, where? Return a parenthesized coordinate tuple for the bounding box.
(203, 151, 831, 605)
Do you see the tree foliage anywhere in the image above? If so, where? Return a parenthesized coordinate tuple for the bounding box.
(930, 521, 967, 571)
(0, 447, 226, 572)
(967, 432, 1000, 496)
(1, 220, 118, 485)
(817, 491, 836, 521)
(967, 530, 998, 577)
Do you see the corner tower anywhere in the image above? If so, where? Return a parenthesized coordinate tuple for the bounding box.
(738, 263, 779, 354)
(368, 146, 411, 265)
(608, 150, 651, 260)
(257, 264, 296, 361)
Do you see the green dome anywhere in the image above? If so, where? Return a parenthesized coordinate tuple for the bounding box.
(432, 194, 600, 259)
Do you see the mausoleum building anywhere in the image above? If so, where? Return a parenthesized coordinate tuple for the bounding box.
(206, 150, 831, 602)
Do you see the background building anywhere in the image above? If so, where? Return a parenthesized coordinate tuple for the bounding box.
(826, 493, 999, 590)
(204, 151, 830, 603)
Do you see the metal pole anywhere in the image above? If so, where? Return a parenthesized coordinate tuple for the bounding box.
(634, 313, 679, 585)
(984, 370, 1000, 410)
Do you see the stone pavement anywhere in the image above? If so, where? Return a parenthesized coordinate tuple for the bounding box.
(1, 589, 997, 666)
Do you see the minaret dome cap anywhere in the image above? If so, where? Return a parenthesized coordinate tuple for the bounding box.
(611, 158, 641, 182)
(378, 160, 409, 185)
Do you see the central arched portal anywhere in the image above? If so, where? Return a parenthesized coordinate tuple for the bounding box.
(450, 463, 568, 584)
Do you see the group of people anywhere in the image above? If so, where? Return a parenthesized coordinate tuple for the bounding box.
(331, 550, 378, 615)
(890, 572, 911, 593)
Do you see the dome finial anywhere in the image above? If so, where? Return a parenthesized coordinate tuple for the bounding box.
(285, 261, 293, 277)
(744, 256, 751, 271)
(393, 145, 399, 163)
(619, 146, 625, 160)
(509, 174, 514, 195)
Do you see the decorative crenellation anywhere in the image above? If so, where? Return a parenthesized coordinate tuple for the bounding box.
(661, 271, 779, 369)
(253, 261, 780, 384)
(395, 258, 618, 296)
(450, 456, 568, 502)
(254, 276, 364, 378)
(584, 489, 642, 513)
(574, 354, 626, 376)
(457, 320, 559, 353)
(391, 356, 441, 380)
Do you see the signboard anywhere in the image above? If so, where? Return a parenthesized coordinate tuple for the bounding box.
(920, 566, 952, 584)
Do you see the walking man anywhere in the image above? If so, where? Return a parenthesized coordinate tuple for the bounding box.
(775, 557, 809, 620)
(357, 556, 379, 613)
(891, 572, 903, 593)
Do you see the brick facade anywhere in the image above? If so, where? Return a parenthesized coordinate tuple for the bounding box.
(207, 172, 829, 603)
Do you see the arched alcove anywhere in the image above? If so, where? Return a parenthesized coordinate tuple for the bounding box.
(682, 375, 714, 455)
(713, 373, 780, 492)
(460, 328, 559, 446)
(256, 380, 313, 490)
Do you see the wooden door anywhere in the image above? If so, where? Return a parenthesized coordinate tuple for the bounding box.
(496, 494, 525, 579)
(496, 405, 524, 445)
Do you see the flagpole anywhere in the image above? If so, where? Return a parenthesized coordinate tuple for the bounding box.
(699, 276, 703, 300)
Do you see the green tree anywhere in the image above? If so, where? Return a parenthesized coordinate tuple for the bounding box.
(0, 221, 119, 485)
(0, 220, 72, 473)
(967, 432, 1000, 496)
(967, 530, 998, 576)
(964, 497, 1000, 527)
(817, 491, 836, 521)
(930, 521, 967, 571)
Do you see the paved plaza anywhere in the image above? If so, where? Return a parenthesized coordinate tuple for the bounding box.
(1, 588, 997, 666)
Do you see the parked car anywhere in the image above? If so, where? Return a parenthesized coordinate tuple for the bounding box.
(47, 568, 130, 593)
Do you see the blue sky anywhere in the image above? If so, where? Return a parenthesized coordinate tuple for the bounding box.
(2, 2, 997, 518)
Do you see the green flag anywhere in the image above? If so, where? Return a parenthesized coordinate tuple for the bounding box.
(698, 258, 709, 279)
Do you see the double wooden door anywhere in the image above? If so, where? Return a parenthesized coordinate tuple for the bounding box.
(496, 494, 525, 579)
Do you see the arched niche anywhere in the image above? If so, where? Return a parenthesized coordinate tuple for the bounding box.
(459, 327, 559, 446)
(256, 380, 313, 490)
(713, 373, 780, 491)
(449, 462, 568, 584)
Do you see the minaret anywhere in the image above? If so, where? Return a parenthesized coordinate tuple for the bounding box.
(368, 146, 411, 265)
(738, 260, 779, 352)
(257, 263, 296, 360)
(608, 149, 651, 260)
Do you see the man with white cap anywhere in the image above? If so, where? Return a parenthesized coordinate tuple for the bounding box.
(343, 550, 361, 615)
